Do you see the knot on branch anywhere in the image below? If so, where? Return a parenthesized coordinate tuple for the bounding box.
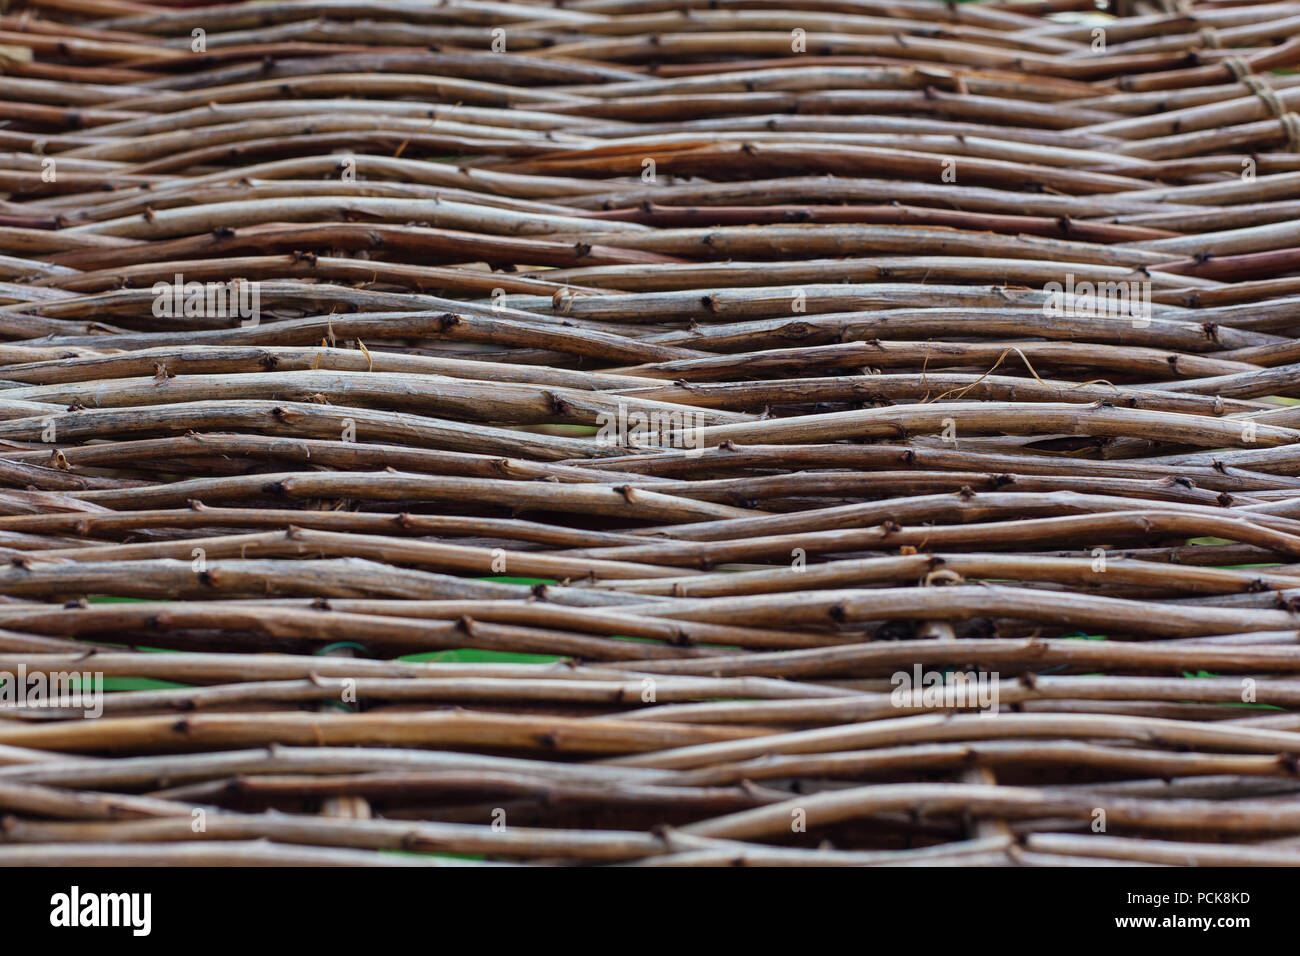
(923, 569, 965, 587)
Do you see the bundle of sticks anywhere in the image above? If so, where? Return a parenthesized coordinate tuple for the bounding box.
(0, 0, 1299, 866)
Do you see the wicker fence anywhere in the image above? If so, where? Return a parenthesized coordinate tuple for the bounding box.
(0, 0, 1299, 866)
